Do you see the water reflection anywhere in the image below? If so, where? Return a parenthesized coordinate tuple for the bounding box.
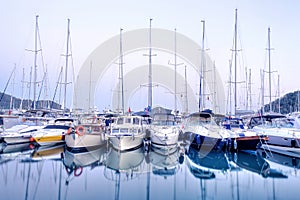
(149, 145, 184, 178)
(257, 148, 300, 177)
(63, 144, 106, 184)
(232, 150, 288, 178)
(186, 145, 230, 179)
(187, 145, 231, 170)
(1, 141, 300, 199)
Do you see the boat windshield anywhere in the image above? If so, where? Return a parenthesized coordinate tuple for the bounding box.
(152, 120, 175, 126)
(272, 118, 293, 128)
(152, 114, 176, 125)
(44, 125, 70, 130)
(188, 116, 212, 125)
(116, 117, 140, 125)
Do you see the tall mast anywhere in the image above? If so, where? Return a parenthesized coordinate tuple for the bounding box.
(229, 60, 232, 115)
(28, 66, 32, 110)
(278, 74, 280, 113)
(199, 20, 205, 112)
(267, 27, 272, 112)
(184, 65, 188, 114)
(63, 18, 70, 113)
(234, 9, 238, 115)
(148, 19, 153, 109)
(33, 15, 39, 110)
(201, 20, 206, 109)
(168, 28, 182, 113)
(174, 28, 177, 113)
(119, 28, 124, 114)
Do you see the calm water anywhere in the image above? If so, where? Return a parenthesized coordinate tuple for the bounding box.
(0, 141, 300, 200)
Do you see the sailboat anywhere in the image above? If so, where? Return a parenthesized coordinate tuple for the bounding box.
(150, 28, 181, 151)
(183, 22, 230, 150)
(105, 29, 146, 151)
(249, 28, 300, 154)
(150, 110, 181, 150)
(225, 9, 267, 150)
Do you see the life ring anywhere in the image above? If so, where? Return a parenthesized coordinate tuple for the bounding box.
(76, 126, 85, 136)
(74, 167, 83, 177)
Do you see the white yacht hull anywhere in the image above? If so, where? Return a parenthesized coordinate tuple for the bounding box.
(151, 127, 180, 147)
(107, 133, 145, 151)
(65, 133, 106, 150)
(3, 135, 31, 144)
(253, 126, 300, 148)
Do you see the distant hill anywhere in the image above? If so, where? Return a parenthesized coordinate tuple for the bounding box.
(0, 92, 62, 110)
(263, 90, 300, 114)
(2, 90, 298, 114)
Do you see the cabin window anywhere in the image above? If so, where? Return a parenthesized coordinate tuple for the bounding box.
(117, 118, 124, 124)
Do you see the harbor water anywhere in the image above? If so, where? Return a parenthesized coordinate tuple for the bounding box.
(0, 141, 299, 200)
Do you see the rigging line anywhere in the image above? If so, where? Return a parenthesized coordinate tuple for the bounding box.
(69, 33, 76, 110)
(37, 22, 46, 74)
(0, 66, 16, 103)
(51, 67, 63, 109)
(36, 71, 47, 106)
(237, 23, 247, 72)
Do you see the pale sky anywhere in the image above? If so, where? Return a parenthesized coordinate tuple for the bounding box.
(0, 0, 299, 112)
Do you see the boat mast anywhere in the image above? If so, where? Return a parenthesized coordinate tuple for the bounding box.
(199, 20, 205, 112)
(28, 66, 32, 110)
(278, 74, 280, 113)
(234, 9, 238, 115)
(267, 27, 272, 112)
(184, 65, 188, 114)
(63, 19, 70, 114)
(118, 28, 124, 114)
(33, 15, 39, 110)
(148, 18, 153, 109)
(248, 68, 252, 110)
(174, 28, 177, 113)
(228, 60, 232, 115)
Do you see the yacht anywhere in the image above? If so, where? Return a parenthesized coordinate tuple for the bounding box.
(32, 118, 75, 146)
(65, 115, 106, 151)
(250, 114, 300, 154)
(222, 117, 268, 150)
(150, 113, 181, 149)
(106, 115, 146, 151)
(183, 112, 230, 150)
